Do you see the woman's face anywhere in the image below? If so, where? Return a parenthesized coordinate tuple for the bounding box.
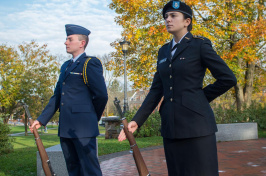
(164, 11, 190, 34)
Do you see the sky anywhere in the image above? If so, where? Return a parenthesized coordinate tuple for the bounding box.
(0, 0, 122, 61)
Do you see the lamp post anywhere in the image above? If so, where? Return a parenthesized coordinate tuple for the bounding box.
(119, 38, 131, 114)
(41, 98, 44, 135)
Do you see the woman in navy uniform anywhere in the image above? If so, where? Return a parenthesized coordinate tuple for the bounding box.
(118, 1, 237, 175)
(30, 24, 108, 176)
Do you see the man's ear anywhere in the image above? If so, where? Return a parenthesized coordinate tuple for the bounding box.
(80, 40, 86, 48)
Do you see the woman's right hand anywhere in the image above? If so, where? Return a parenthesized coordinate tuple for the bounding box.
(118, 121, 138, 142)
(29, 120, 42, 133)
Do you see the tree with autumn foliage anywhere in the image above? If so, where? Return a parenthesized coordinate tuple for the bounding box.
(0, 45, 23, 123)
(0, 41, 59, 124)
(109, 0, 265, 110)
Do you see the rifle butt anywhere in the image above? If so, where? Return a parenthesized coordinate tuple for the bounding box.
(132, 146, 150, 176)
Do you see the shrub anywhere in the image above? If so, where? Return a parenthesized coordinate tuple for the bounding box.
(214, 102, 266, 129)
(126, 108, 161, 138)
(0, 122, 14, 155)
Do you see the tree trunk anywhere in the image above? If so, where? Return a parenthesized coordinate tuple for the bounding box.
(3, 117, 8, 124)
(235, 60, 256, 111)
(1, 107, 8, 124)
(234, 55, 244, 111)
(244, 61, 255, 107)
(24, 112, 28, 136)
(235, 83, 244, 111)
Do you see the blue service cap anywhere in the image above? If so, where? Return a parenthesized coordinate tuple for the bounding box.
(65, 24, 91, 36)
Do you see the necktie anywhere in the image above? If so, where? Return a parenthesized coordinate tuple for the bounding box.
(171, 43, 180, 57)
(171, 43, 180, 51)
(65, 60, 73, 72)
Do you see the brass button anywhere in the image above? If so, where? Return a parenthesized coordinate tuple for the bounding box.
(170, 87, 172, 90)
(170, 98, 173, 102)
(61, 103, 64, 106)
(170, 75, 172, 79)
(169, 64, 171, 68)
(62, 92, 65, 95)
(62, 82, 65, 85)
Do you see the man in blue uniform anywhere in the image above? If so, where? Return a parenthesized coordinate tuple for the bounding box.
(30, 24, 108, 176)
(119, 1, 237, 175)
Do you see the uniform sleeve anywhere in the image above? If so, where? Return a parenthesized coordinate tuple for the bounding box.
(132, 62, 164, 128)
(201, 38, 237, 102)
(86, 57, 108, 121)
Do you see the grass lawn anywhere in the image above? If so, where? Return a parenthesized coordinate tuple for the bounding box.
(9, 125, 58, 134)
(0, 130, 60, 176)
(8, 124, 105, 134)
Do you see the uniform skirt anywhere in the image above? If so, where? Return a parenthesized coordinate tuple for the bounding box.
(163, 133, 219, 176)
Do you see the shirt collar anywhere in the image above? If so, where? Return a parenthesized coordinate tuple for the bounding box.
(172, 32, 188, 48)
(72, 52, 85, 62)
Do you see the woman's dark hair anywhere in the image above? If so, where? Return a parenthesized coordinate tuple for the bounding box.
(183, 13, 192, 31)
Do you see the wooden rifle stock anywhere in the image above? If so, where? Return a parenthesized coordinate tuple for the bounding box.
(114, 98, 150, 176)
(23, 104, 56, 176)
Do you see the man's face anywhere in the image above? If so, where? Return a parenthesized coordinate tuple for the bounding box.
(164, 11, 190, 34)
(64, 34, 83, 54)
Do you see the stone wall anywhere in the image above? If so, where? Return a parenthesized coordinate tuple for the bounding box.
(216, 122, 258, 142)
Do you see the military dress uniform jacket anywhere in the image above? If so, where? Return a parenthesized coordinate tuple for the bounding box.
(132, 32, 237, 139)
(37, 53, 108, 138)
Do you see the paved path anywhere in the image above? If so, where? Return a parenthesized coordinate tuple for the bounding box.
(99, 139, 266, 176)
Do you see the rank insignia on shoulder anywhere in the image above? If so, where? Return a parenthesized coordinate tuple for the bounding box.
(193, 35, 204, 40)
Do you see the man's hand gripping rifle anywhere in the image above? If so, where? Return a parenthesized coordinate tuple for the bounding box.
(23, 104, 56, 176)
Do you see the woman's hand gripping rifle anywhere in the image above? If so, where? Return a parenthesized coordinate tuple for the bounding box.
(114, 98, 150, 176)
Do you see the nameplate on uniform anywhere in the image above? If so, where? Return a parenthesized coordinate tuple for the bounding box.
(159, 58, 167, 64)
(70, 72, 82, 75)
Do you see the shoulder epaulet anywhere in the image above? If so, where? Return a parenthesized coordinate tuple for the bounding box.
(85, 56, 102, 65)
(193, 35, 205, 40)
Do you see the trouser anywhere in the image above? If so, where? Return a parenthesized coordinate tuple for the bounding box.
(60, 137, 102, 176)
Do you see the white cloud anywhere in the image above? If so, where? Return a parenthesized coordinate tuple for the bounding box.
(0, 0, 122, 61)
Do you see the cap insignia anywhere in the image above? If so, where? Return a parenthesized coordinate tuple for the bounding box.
(172, 1, 180, 9)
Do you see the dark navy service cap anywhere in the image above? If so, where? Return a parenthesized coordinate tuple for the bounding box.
(163, 0, 192, 18)
(65, 24, 91, 36)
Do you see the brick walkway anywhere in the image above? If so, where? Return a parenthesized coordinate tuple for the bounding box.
(99, 139, 266, 176)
